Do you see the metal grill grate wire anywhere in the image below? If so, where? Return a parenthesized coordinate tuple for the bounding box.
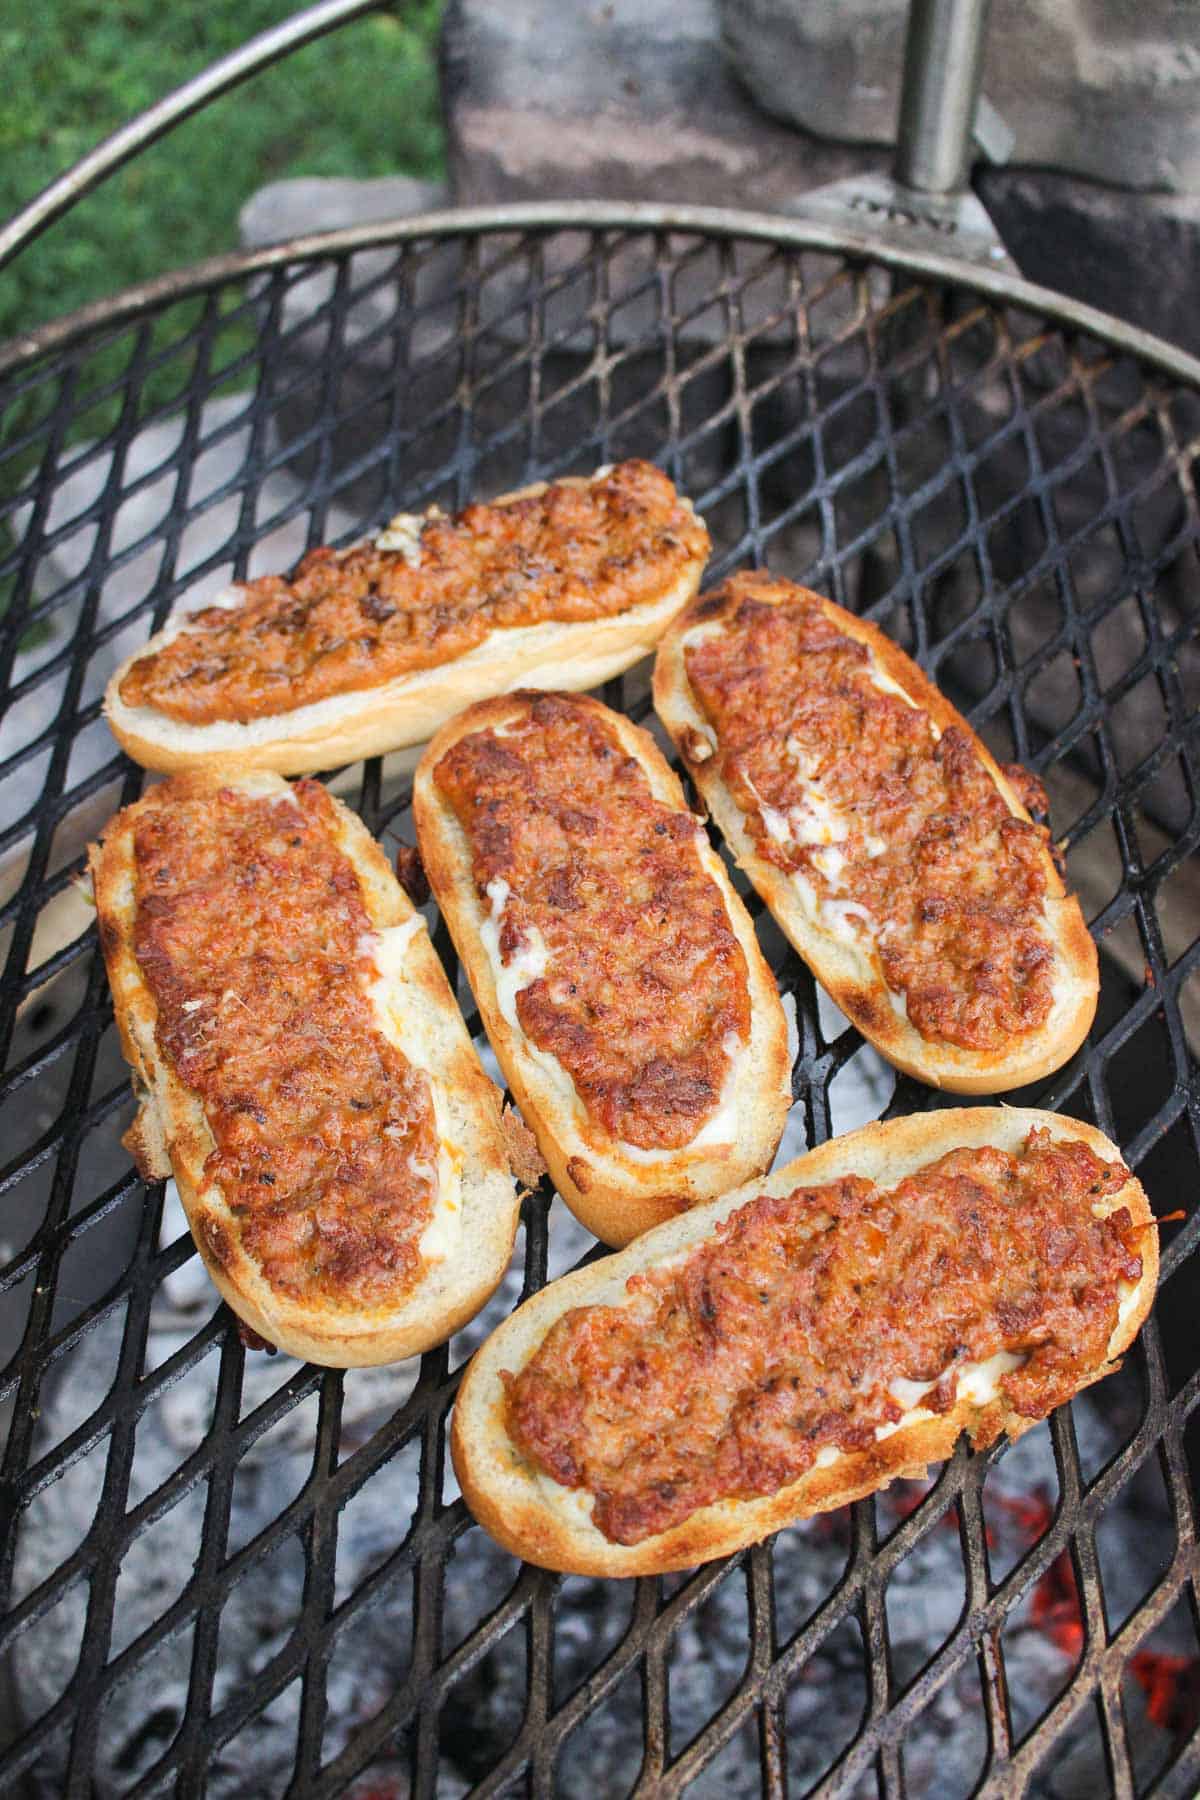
(0, 218, 1196, 1797)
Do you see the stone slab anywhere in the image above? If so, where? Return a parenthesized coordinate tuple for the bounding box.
(720, 0, 1200, 195)
(441, 0, 889, 212)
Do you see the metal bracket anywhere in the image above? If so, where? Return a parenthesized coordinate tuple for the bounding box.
(784, 172, 1016, 272)
(786, 1, 1015, 274)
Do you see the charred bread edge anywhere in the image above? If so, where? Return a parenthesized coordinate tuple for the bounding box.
(89, 770, 520, 1367)
(104, 475, 710, 777)
(413, 691, 793, 1248)
(652, 585, 1099, 1094)
(450, 1106, 1158, 1576)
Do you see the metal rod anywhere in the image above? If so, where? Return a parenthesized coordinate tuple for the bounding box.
(6, 204, 1200, 394)
(0, 0, 387, 277)
(894, 0, 991, 194)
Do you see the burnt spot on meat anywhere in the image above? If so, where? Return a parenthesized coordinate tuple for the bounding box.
(1002, 761, 1051, 825)
(394, 841, 430, 907)
(237, 1321, 278, 1354)
(691, 590, 728, 622)
(360, 591, 397, 625)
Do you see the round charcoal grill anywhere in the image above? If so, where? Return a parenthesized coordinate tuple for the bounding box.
(2, 38, 1200, 1800)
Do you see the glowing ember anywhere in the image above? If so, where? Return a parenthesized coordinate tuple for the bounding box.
(1128, 1649, 1200, 1741)
(989, 1484, 1200, 1745)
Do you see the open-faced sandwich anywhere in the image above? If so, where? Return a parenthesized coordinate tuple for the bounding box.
(452, 1107, 1157, 1575)
(89, 771, 519, 1365)
(414, 690, 792, 1246)
(106, 461, 710, 775)
(654, 573, 1099, 1092)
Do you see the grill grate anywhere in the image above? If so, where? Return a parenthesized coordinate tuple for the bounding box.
(0, 214, 1198, 1797)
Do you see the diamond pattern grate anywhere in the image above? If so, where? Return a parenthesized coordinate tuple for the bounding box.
(0, 219, 1197, 1797)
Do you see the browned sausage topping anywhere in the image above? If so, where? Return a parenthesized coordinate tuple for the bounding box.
(682, 573, 1058, 1053)
(433, 693, 750, 1151)
(119, 461, 709, 726)
(131, 779, 438, 1311)
(504, 1128, 1143, 1544)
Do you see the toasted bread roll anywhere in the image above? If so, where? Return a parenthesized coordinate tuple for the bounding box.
(653, 574, 1098, 1093)
(105, 461, 709, 776)
(89, 771, 519, 1366)
(413, 691, 792, 1246)
(452, 1108, 1157, 1576)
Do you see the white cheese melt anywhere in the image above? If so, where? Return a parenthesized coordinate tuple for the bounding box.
(745, 644, 1058, 1031)
(478, 875, 744, 1159)
(479, 880, 550, 1030)
(871, 1349, 1024, 1441)
(360, 918, 463, 1265)
(615, 1030, 747, 1164)
(373, 508, 443, 564)
(867, 664, 924, 714)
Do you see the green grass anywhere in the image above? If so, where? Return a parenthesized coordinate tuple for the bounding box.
(0, 2, 446, 625)
(1, 0, 446, 345)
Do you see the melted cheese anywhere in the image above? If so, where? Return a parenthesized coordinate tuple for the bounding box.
(867, 663, 925, 715)
(742, 643, 1070, 1035)
(872, 1348, 1025, 1441)
(821, 898, 874, 937)
(479, 880, 550, 1029)
(360, 918, 463, 1266)
(374, 504, 449, 563)
(478, 878, 744, 1160)
(615, 1031, 747, 1164)
(531, 1470, 600, 1530)
(755, 782, 848, 856)
(1115, 1273, 1140, 1332)
(373, 513, 428, 564)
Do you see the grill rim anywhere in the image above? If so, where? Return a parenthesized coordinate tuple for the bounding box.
(0, 206, 1197, 1798)
(4, 200, 1200, 392)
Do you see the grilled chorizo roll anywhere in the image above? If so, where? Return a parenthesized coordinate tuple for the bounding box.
(653, 573, 1099, 1093)
(89, 772, 519, 1366)
(452, 1107, 1157, 1576)
(412, 691, 792, 1247)
(105, 461, 710, 776)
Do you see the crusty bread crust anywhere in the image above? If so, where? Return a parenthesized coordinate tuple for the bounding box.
(90, 771, 520, 1366)
(413, 691, 792, 1247)
(104, 475, 709, 777)
(451, 1107, 1158, 1575)
(652, 584, 1099, 1094)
